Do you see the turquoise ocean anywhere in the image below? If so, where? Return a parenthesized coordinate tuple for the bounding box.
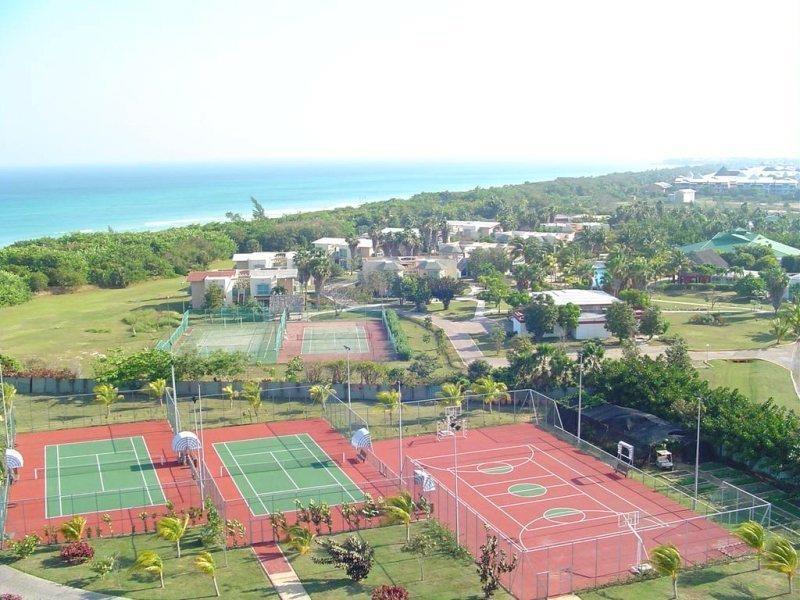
(0, 161, 643, 247)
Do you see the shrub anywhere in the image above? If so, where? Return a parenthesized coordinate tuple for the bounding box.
(60, 540, 95, 564)
(26, 271, 50, 292)
(10, 534, 40, 559)
(688, 313, 726, 326)
(1, 594, 24, 600)
(0, 270, 32, 307)
(383, 309, 411, 360)
(371, 585, 410, 600)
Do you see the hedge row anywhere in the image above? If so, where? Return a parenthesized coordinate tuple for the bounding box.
(383, 309, 411, 360)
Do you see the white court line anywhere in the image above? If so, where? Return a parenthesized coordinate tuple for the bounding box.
(531, 443, 668, 527)
(129, 437, 155, 506)
(269, 450, 301, 489)
(55, 444, 63, 517)
(416, 443, 535, 463)
(95, 454, 106, 492)
(484, 482, 572, 498)
(220, 442, 270, 515)
(58, 449, 135, 460)
(474, 473, 557, 489)
(235, 447, 308, 458)
(293, 434, 358, 503)
(133, 436, 167, 505)
(497, 492, 586, 510)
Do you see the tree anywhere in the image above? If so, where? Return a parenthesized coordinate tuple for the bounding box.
(663, 335, 691, 370)
(312, 535, 375, 582)
(345, 236, 362, 272)
(639, 306, 668, 339)
(471, 377, 509, 413)
(204, 285, 226, 310)
(764, 535, 797, 594)
(222, 384, 239, 409)
(604, 302, 637, 341)
(1, 381, 17, 412)
(377, 390, 401, 424)
(650, 544, 682, 599)
(521, 295, 557, 340)
(770, 317, 791, 345)
(0, 270, 32, 307)
(467, 359, 492, 382)
(128, 550, 164, 588)
(556, 303, 580, 340)
(439, 382, 465, 407)
(618, 288, 650, 310)
(308, 251, 333, 298)
(251, 197, 266, 219)
(141, 378, 167, 406)
(489, 325, 506, 355)
(241, 381, 262, 416)
(477, 274, 510, 308)
(287, 525, 315, 555)
(60, 516, 87, 542)
(384, 491, 416, 541)
(734, 274, 766, 300)
(734, 521, 766, 570)
(760, 267, 789, 314)
(475, 528, 518, 599)
(398, 274, 431, 311)
(465, 248, 511, 279)
(156, 514, 189, 557)
(309, 383, 333, 407)
(429, 276, 467, 310)
(194, 551, 220, 597)
(93, 384, 122, 418)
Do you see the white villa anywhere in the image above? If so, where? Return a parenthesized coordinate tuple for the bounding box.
(510, 289, 620, 340)
(232, 251, 296, 270)
(446, 220, 502, 241)
(312, 237, 374, 268)
(360, 256, 460, 281)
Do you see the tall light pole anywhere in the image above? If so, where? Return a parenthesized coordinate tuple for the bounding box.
(344, 345, 352, 432)
(453, 415, 461, 543)
(577, 352, 584, 442)
(693, 395, 702, 510)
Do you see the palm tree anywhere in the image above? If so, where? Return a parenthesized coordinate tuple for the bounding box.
(471, 377, 509, 414)
(650, 544, 682, 599)
(770, 317, 791, 345)
(93, 383, 123, 419)
(222, 384, 239, 409)
(60, 515, 87, 542)
(129, 550, 165, 588)
(287, 525, 315, 555)
(376, 390, 401, 424)
(309, 383, 333, 407)
(141, 378, 167, 406)
(156, 514, 189, 557)
(308, 251, 333, 298)
(241, 381, 262, 416)
(345, 236, 361, 272)
(384, 491, 416, 541)
(194, 551, 220, 597)
(439, 382, 465, 407)
(734, 521, 767, 569)
(764, 535, 797, 594)
(1, 382, 16, 412)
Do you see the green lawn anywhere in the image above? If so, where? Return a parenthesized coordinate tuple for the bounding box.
(1, 529, 276, 599)
(698, 359, 799, 412)
(663, 312, 776, 350)
(283, 522, 510, 599)
(424, 300, 476, 321)
(0, 275, 193, 376)
(581, 557, 792, 599)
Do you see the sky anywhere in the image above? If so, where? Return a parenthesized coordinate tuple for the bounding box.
(0, 0, 798, 168)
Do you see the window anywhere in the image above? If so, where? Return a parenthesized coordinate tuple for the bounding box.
(255, 283, 269, 295)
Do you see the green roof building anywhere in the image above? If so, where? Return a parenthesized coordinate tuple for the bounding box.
(679, 228, 800, 258)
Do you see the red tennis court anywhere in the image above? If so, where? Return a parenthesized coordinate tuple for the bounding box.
(373, 422, 749, 598)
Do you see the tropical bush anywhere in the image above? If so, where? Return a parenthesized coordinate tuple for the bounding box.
(371, 585, 410, 600)
(383, 309, 411, 359)
(60, 540, 95, 564)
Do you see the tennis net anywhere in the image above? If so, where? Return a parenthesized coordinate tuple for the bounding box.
(219, 453, 345, 478)
(35, 454, 166, 479)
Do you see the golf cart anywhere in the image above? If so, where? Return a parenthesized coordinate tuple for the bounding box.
(655, 449, 674, 471)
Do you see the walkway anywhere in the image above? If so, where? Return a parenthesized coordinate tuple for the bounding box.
(0, 565, 124, 600)
(253, 541, 311, 600)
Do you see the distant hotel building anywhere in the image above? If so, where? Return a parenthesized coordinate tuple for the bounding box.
(674, 165, 798, 195)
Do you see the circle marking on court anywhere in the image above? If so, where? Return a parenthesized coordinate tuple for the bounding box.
(478, 462, 514, 474)
(543, 507, 586, 523)
(508, 483, 547, 497)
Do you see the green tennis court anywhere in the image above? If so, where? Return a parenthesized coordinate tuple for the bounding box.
(214, 433, 364, 515)
(301, 325, 370, 354)
(44, 436, 167, 519)
(179, 321, 279, 360)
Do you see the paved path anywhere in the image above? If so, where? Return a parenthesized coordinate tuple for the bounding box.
(253, 542, 310, 600)
(0, 565, 123, 600)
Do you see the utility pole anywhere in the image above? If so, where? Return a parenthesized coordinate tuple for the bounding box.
(344, 345, 352, 432)
(577, 352, 584, 442)
(693, 396, 702, 510)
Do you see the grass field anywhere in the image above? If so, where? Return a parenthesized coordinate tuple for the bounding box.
(283, 522, 510, 599)
(424, 300, 477, 321)
(1, 529, 276, 599)
(0, 274, 194, 376)
(581, 557, 792, 599)
(698, 359, 799, 412)
(663, 311, 776, 350)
